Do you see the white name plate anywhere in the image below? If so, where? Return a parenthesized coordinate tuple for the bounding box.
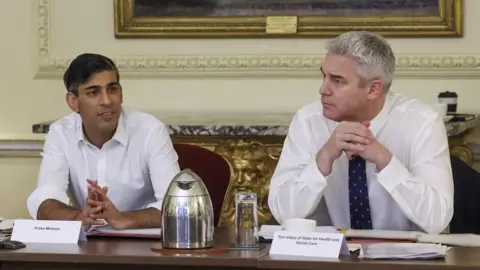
(11, 219, 87, 244)
(269, 230, 350, 258)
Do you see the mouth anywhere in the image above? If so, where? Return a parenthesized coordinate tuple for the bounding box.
(98, 111, 115, 120)
(322, 101, 333, 107)
(98, 111, 113, 116)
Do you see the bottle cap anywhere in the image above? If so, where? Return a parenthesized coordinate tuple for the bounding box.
(438, 91, 458, 98)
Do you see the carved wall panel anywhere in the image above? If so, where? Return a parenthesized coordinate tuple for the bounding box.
(172, 135, 284, 227)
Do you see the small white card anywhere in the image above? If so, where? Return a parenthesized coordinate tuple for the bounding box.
(269, 230, 350, 258)
(11, 219, 87, 244)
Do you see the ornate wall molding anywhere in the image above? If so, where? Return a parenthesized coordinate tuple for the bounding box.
(35, 0, 480, 79)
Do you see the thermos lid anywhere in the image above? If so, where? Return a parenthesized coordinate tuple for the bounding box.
(165, 169, 210, 197)
(438, 91, 458, 98)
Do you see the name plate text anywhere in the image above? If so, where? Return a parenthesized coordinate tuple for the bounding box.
(269, 230, 349, 258)
(11, 219, 87, 244)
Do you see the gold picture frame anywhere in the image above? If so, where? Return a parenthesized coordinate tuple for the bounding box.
(114, 0, 463, 38)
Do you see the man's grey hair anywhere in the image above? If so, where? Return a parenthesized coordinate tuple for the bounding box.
(325, 31, 396, 92)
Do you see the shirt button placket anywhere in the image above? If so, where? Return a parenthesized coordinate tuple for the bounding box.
(97, 148, 107, 187)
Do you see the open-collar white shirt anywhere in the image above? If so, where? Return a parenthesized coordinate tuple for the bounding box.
(27, 108, 180, 219)
(268, 92, 454, 234)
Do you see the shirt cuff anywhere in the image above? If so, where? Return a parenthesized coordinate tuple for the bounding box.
(376, 155, 410, 193)
(295, 158, 330, 190)
(146, 201, 163, 212)
(26, 185, 70, 219)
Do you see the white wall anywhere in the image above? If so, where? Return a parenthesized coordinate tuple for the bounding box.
(0, 0, 479, 218)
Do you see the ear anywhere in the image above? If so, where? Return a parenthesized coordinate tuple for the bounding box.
(366, 79, 383, 100)
(65, 92, 79, 113)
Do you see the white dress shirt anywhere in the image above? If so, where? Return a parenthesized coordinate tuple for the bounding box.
(268, 92, 454, 234)
(27, 107, 180, 219)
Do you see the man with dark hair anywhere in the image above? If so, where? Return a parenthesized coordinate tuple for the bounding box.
(27, 53, 180, 230)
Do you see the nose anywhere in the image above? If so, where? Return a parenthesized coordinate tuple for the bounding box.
(319, 80, 331, 96)
(99, 88, 112, 105)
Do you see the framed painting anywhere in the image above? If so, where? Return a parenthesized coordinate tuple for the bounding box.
(114, 0, 463, 38)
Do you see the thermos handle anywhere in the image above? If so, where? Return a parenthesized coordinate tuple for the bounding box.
(177, 181, 194, 190)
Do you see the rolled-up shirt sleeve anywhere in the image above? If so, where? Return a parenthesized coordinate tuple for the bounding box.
(27, 126, 70, 219)
(145, 124, 181, 211)
(268, 112, 332, 224)
(376, 114, 454, 234)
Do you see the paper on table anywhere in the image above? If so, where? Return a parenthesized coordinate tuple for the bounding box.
(345, 229, 424, 240)
(0, 219, 16, 231)
(258, 225, 340, 239)
(260, 226, 480, 247)
(258, 225, 281, 239)
(358, 243, 449, 260)
(87, 225, 162, 239)
(0, 231, 11, 242)
(418, 234, 480, 247)
(347, 229, 480, 247)
(259, 225, 422, 241)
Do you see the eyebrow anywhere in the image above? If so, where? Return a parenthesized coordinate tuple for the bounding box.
(320, 67, 345, 81)
(84, 82, 119, 91)
(330, 74, 345, 81)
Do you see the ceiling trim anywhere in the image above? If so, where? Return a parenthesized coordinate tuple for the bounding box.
(35, 0, 480, 79)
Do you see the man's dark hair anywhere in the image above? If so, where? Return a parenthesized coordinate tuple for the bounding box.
(63, 53, 120, 96)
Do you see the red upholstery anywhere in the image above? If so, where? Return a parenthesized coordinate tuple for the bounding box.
(173, 143, 231, 227)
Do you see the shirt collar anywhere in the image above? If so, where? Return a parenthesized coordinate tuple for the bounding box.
(369, 92, 393, 137)
(111, 111, 128, 146)
(76, 110, 128, 147)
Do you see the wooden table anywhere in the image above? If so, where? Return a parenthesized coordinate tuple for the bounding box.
(259, 247, 480, 270)
(1, 229, 480, 270)
(0, 229, 268, 270)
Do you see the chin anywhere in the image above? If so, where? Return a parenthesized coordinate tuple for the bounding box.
(99, 121, 118, 132)
(322, 108, 341, 122)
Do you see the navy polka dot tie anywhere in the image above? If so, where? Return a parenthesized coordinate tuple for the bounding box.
(349, 156, 372, 229)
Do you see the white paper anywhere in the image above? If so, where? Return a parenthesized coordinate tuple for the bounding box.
(260, 226, 480, 248)
(87, 224, 161, 237)
(358, 243, 448, 259)
(345, 229, 425, 240)
(11, 219, 86, 244)
(418, 233, 480, 247)
(0, 219, 16, 230)
(259, 225, 342, 240)
(0, 233, 10, 242)
(344, 229, 480, 247)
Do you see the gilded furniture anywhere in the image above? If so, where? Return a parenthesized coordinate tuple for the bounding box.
(446, 119, 479, 166)
(31, 112, 479, 228)
(172, 135, 285, 227)
(114, 0, 463, 38)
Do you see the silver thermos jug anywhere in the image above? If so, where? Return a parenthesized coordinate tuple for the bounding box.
(161, 169, 214, 249)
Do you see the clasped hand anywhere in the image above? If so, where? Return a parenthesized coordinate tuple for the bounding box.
(317, 121, 392, 175)
(78, 179, 126, 230)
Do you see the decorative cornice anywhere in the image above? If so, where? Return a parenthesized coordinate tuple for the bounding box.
(35, 0, 480, 79)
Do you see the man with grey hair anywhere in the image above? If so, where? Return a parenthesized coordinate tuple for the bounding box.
(268, 31, 453, 234)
